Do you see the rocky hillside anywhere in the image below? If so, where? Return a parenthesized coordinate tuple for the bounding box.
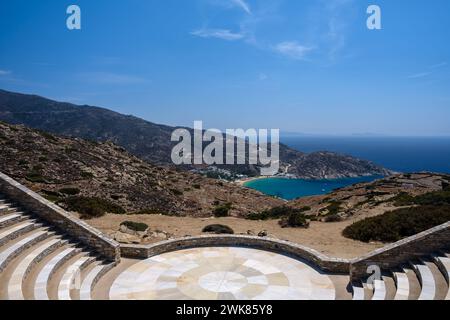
(0, 89, 391, 179)
(0, 121, 283, 218)
(288, 173, 450, 222)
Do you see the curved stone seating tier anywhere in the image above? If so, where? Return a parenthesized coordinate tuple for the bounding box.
(351, 282, 366, 300)
(371, 279, 387, 300)
(0, 204, 12, 214)
(34, 247, 80, 300)
(80, 262, 115, 300)
(411, 262, 436, 300)
(0, 214, 26, 228)
(58, 256, 95, 300)
(0, 230, 50, 272)
(0, 190, 110, 301)
(7, 238, 64, 300)
(0, 207, 18, 216)
(393, 271, 410, 300)
(0, 182, 449, 300)
(433, 255, 450, 300)
(0, 222, 42, 247)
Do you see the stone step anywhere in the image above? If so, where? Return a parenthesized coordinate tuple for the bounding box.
(393, 271, 410, 300)
(0, 230, 50, 272)
(34, 247, 81, 300)
(57, 255, 96, 300)
(0, 222, 43, 248)
(423, 259, 448, 300)
(328, 275, 353, 300)
(432, 255, 450, 300)
(351, 281, 366, 300)
(0, 205, 12, 214)
(382, 275, 397, 300)
(403, 266, 421, 300)
(433, 255, 450, 283)
(411, 261, 436, 300)
(371, 279, 387, 300)
(0, 213, 26, 229)
(0, 206, 19, 216)
(7, 238, 65, 300)
(0, 202, 19, 214)
(79, 262, 115, 300)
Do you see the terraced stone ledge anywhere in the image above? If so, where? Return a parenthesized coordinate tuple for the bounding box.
(120, 235, 351, 274)
(0, 172, 120, 262)
(350, 221, 450, 280)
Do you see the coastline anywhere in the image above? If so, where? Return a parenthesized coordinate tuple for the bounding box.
(235, 176, 282, 187)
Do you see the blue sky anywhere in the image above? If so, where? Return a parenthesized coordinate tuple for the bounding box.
(0, 0, 449, 136)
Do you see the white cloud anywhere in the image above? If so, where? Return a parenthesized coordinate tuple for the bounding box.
(407, 72, 432, 79)
(230, 0, 251, 14)
(0, 70, 11, 76)
(259, 73, 268, 81)
(191, 28, 245, 41)
(275, 42, 314, 60)
(430, 62, 447, 69)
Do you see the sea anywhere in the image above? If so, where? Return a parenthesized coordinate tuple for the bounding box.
(244, 136, 450, 200)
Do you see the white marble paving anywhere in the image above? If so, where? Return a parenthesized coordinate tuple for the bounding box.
(110, 247, 336, 300)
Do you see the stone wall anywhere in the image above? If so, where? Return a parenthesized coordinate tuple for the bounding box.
(121, 235, 351, 274)
(350, 221, 450, 280)
(0, 172, 120, 262)
(3, 172, 449, 278)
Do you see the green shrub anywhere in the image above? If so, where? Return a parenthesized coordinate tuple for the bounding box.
(171, 189, 183, 196)
(59, 196, 125, 219)
(121, 221, 148, 232)
(323, 214, 342, 223)
(58, 187, 80, 195)
(321, 201, 343, 216)
(32, 164, 44, 171)
(414, 190, 450, 206)
(25, 171, 46, 183)
(41, 190, 62, 203)
(18, 160, 29, 166)
(391, 192, 415, 206)
(392, 190, 450, 207)
(202, 224, 234, 234)
(128, 208, 168, 215)
(38, 130, 57, 142)
(343, 205, 450, 243)
(279, 212, 309, 228)
(80, 171, 94, 179)
(213, 203, 232, 217)
(442, 181, 450, 191)
(247, 206, 301, 221)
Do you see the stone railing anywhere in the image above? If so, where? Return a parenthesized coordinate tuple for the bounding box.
(0, 172, 120, 262)
(121, 235, 351, 274)
(350, 221, 450, 280)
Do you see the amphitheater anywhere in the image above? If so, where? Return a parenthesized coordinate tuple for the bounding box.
(0, 172, 449, 300)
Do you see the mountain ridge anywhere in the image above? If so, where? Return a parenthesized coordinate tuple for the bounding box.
(0, 89, 392, 179)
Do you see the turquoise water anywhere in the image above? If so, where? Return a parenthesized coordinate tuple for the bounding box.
(244, 176, 382, 200)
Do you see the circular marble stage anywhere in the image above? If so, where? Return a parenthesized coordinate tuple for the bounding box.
(109, 247, 336, 300)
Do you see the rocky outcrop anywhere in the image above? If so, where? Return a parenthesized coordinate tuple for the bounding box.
(0, 121, 283, 218)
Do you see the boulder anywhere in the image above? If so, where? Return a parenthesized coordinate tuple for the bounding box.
(112, 231, 141, 244)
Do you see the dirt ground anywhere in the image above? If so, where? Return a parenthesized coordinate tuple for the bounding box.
(86, 213, 386, 259)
